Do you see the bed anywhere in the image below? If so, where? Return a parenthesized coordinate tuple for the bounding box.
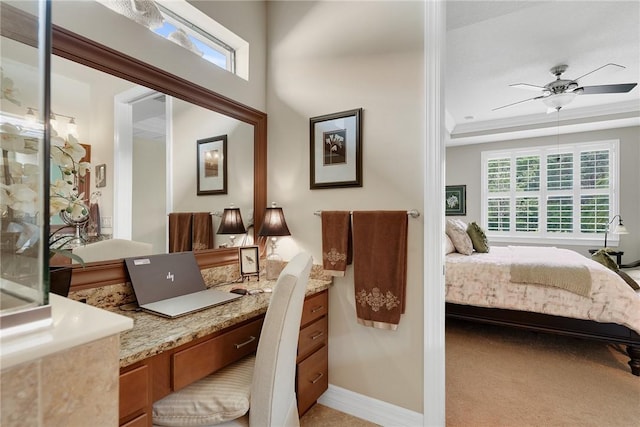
(445, 245, 640, 376)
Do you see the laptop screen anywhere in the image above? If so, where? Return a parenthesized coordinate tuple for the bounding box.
(124, 252, 207, 305)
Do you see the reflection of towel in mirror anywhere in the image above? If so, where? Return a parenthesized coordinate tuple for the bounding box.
(321, 211, 352, 276)
(352, 211, 408, 330)
(169, 213, 192, 253)
(192, 212, 214, 251)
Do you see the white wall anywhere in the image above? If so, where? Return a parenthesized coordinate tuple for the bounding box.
(267, 1, 425, 412)
(446, 126, 640, 261)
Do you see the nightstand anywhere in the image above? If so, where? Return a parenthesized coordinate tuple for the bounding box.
(589, 249, 624, 267)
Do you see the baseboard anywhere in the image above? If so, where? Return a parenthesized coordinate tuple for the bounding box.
(317, 384, 424, 426)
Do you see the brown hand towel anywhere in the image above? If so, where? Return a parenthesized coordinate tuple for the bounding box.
(352, 211, 408, 330)
(192, 212, 214, 251)
(169, 212, 192, 253)
(321, 211, 352, 276)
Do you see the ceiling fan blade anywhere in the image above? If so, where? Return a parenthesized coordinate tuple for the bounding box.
(492, 95, 544, 111)
(573, 63, 625, 82)
(509, 83, 546, 91)
(577, 83, 637, 94)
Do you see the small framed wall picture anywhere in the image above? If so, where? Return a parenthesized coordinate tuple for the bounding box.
(95, 164, 106, 188)
(445, 185, 466, 216)
(197, 135, 227, 195)
(310, 108, 362, 189)
(239, 245, 260, 279)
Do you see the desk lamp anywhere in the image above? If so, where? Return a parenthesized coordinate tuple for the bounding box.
(604, 214, 629, 248)
(217, 206, 246, 247)
(258, 202, 291, 280)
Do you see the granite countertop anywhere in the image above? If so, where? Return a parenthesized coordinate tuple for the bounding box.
(114, 278, 331, 368)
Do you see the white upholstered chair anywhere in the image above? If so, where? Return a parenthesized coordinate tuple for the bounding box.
(71, 238, 153, 263)
(152, 252, 314, 427)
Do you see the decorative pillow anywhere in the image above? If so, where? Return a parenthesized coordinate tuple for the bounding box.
(466, 222, 490, 253)
(444, 234, 456, 255)
(590, 249, 640, 291)
(591, 249, 619, 272)
(445, 219, 473, 255)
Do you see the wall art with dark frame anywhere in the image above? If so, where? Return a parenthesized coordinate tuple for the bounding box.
(445, 185, 466, 216)
(309, 108, 362, 189)
(197, 135, 227, 195)
(239, 245, 260, 280)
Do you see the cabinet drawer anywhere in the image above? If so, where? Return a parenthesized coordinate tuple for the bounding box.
(300, 290, 328, 328)
(296, 344, 328, 415)
(298, 316, 328, 362)
(120, 413, 148, 427)
(172, 318, 263, 391)
(119, 365, 149, 422)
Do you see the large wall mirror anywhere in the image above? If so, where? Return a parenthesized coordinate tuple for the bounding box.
(1, 4, 267, 289)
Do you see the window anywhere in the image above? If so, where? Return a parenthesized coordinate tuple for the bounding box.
(153, 3, 235, 73)
(481, 140, 619, 245)
(97, 0, 249, 80)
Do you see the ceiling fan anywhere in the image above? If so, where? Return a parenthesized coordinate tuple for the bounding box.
(493, 63, 638, 112)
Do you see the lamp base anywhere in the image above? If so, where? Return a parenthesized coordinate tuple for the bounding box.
(265, 253, 284, 281)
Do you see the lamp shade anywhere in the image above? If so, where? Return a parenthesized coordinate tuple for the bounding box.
(217, 208, 246, 235)
(258, 207, 291, 237)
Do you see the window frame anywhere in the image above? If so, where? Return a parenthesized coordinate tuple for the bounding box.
(481, 140, 620, 246)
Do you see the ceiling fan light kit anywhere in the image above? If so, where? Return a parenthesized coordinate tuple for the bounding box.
(494, 63, 638, 112)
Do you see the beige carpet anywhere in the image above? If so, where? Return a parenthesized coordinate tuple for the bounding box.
(446, 319, 640, 427)
(300, 403, 379, 427)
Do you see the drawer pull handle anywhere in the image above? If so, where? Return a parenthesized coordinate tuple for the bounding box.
(311, 331, 324, 340)
(234, 336, 256, 349)
(310, 372, 324, 384)
(311, 305, 324, 313)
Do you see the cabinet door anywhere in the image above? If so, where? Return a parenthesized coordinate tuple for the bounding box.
(301, 290, 328, 327)
(297, 344, 329, 415)
(298, 316, 328, 362)
(119, 365, 149, 425)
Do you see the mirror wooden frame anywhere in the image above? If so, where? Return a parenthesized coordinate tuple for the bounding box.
(1, 4, 267, 290)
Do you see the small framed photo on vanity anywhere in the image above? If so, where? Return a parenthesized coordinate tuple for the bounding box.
(239, 246, 260, 280)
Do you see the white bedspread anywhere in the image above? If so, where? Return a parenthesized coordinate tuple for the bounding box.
(445, 246, 640, 335)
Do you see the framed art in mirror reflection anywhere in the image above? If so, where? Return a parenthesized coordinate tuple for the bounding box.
(197, 135, 227, 195)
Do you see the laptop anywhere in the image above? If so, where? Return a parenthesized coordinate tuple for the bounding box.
(124, 252, 242, 318)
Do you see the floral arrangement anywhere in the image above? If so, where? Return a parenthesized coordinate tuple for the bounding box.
(1, 124, 90, 225)
(49, 132, 91, 221)
(1, 70, 90, 259)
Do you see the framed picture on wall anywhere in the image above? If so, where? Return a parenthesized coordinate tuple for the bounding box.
(310, 108, 362, 189)
(197, 135, 227, 195)
(445, 185, 466, 216)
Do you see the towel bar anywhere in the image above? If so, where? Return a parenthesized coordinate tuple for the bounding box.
(314, 209, 420, 218)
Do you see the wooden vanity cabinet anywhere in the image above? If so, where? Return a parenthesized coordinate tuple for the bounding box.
(118, 289, 329, 426)
(296, 290, 329, 415)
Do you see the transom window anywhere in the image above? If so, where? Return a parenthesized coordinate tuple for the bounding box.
(481, 140, 619, 245)
(97, 0, 249, 80)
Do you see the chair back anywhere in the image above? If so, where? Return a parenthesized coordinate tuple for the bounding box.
(249, 252, 313, 427)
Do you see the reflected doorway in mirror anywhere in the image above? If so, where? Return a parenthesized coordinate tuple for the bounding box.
(95, 163, 106, 188)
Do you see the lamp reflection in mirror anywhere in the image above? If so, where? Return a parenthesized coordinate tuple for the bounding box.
(217, 207, 246, 247)
(604, 214, 629, 248)
(258, 202, 291, 280)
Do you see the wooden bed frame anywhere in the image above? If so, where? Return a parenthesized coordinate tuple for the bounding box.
(446, 302, 640, 376)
